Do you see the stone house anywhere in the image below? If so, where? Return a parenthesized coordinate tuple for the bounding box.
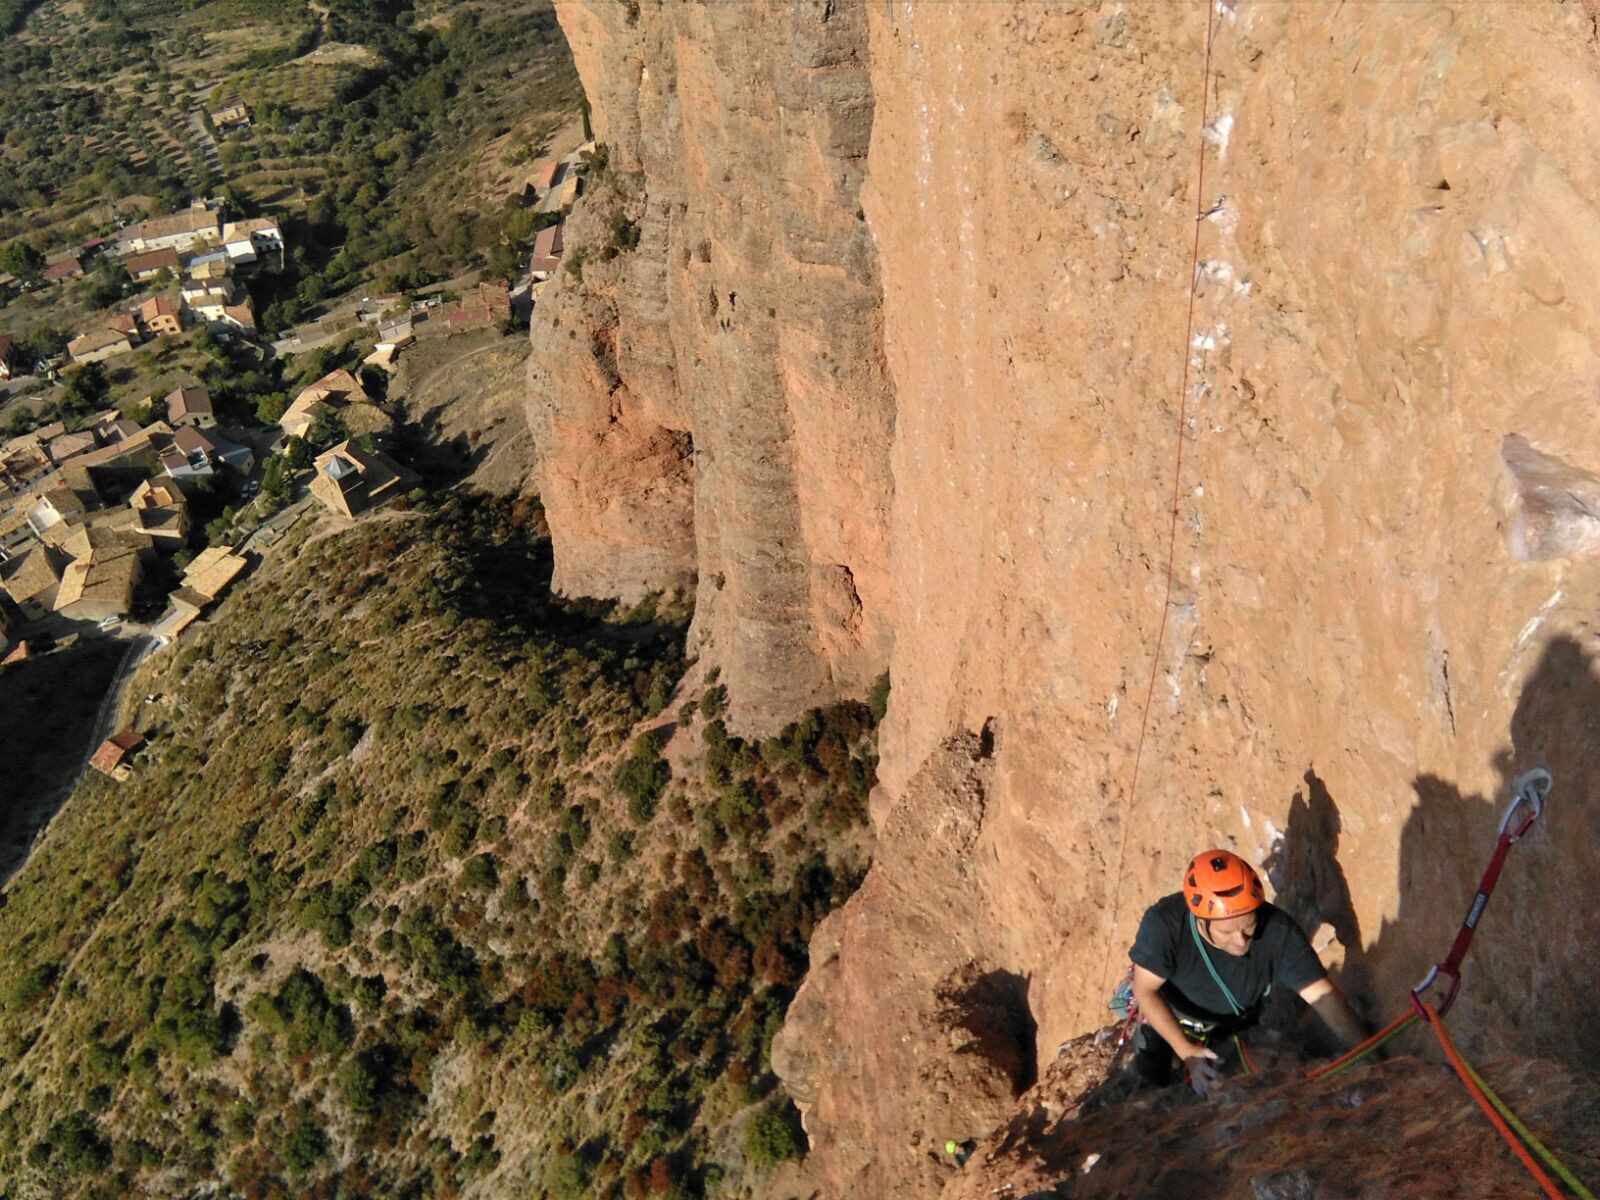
(0, 545, 65, 620)
(309, 440, 416, 519)
(67, 327, 135, 365)
(43, 255, 84, 284)
(90, 730, 145, 780)
(170, 546, 248, 617)
(125, 247, 181, 283)
(281, 369, 389, 441)
(166, 386, 215, 428)
(138, 295, 183, 338)
(54, 526, 149, 623)
(530, 224, 565, 279)
(125, 479, 190, 548)
(118, 203, 222, 255)
(46, 429, 100, 466)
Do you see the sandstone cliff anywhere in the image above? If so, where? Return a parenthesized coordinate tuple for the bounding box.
(529, 0, 894, 732)
(534, 2, 1600, 1195)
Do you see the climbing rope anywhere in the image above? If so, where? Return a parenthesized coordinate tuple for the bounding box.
(1100, 0, 1220, 998)
(1416, 999, 1591, 1200)
(1439, 1025, 1597, 1200)
(1303, 1008, 1418, 1082)
(1233, 1033, 1257, 1076)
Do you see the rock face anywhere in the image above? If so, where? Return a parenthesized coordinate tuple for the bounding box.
(531, 0, 894, 732)
(771, 732, 1038, 1197)
(940, 1030, 1600, 1200)
(536, 2, 1600, 1194)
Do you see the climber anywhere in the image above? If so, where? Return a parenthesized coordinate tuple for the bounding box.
(1126, 849, 1366, 1096)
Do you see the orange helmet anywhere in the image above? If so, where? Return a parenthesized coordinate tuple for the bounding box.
(1183, 849, 1264, 919)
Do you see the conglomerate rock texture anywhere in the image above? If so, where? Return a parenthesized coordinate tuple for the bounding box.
(530, 0, 894, 731)
(939, 1031, 1600, 1200)
(534, 2, 1600, 1195)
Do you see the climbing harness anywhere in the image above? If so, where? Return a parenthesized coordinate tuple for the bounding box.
(1303, 771, 1591, 1199)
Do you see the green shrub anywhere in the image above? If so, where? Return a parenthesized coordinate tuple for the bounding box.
(607, 831, 634, 863)
(47, 1111, 113, 1174)
(743, 1108, 801, 1167)
(8, 962, 58, 1009)
(699, 684, 727, 721)
(544, 1151, 588, 1199)
(337, 1055, 378, 1113)
(867, 671, 891, 724)
(281, 1107, 328, 1172)
(442, 815, 478, 857)
(615, 733, 670, 824)
(247, 969, 350, 1057)
(461, 853, 498, 891)
(501, 876, 530, 912)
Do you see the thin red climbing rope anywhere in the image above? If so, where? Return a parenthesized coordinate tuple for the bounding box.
(1100, 0, 1218, 992)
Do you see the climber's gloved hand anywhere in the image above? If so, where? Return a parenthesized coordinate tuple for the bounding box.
(1182, 1047, 1225, 1099)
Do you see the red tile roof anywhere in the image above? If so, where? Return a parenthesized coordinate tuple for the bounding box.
(90, 729, 145, 774)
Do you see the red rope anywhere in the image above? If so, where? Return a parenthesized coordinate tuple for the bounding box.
(1416, 1000, 1567, 1200)
(1101, 0, 1218, 991)
(1303, 1008, 1418, 1082)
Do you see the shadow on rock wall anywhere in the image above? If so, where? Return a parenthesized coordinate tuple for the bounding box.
(1267, 635, 1599, 1071)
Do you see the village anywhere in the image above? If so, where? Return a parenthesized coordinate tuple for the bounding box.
(0, 139, 582, 780)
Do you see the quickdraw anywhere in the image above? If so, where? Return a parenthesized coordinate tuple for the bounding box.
(1409, 769, 1550, 1016)
(1304, 771, 1590, 1199)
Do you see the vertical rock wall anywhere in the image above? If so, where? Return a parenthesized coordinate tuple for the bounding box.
(532, 0, 894, 732)
(537, 3, 1600, 1195)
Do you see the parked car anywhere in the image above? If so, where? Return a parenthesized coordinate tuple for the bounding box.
(97, 616, 119, 631)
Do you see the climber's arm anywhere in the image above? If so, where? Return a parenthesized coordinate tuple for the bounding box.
(1299, 976, 1365, 1049)
(1131, 964, 1216, 1064)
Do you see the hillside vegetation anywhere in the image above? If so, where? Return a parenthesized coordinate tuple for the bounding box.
(0, 494, 878, 1199)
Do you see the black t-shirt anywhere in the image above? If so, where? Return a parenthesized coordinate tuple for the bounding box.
(1129, 893, 1327, 1025)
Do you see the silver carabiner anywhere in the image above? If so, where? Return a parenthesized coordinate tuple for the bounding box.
(1499, 769, 1552, 842)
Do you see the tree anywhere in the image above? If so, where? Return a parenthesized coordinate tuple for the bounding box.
(273, 438, 308, 472)
(258, 455, 292, 513)
(744, 1109, 802, 1167)
(868, 671, 891, 724)
(543, 1153, 588, 1199)
(615, 732, 670, 824)
(306, 406, 348, 450)
(281, 1108, 327, 1172)
(62, 361, 110, 412)
(254, 391, 290, 424)
(0, 240, 43, 283)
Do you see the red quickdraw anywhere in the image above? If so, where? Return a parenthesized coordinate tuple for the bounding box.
(1409, 769, 1550, 1016)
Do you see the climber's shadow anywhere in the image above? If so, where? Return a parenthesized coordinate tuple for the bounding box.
(1259, 767, 1367, 1056)
(1251, 635, 1596, 1081)
(1246, 634, 1600, 1076)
